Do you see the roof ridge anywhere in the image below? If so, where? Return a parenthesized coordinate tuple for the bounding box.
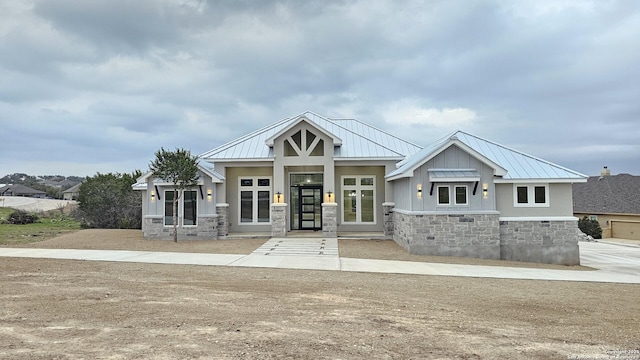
(350, 118, 423, 150)
(319, 117, 421, 157)
(395, 130, 455, 168)
(456, 130, 588, 178)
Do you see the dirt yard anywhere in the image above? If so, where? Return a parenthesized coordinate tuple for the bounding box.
(1, 231, 639, 359)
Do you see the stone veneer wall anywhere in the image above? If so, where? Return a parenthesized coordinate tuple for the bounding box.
(322, 203, 337, 238)
(393, 212, 501, 260)
(142, 214, 219, 240)
(271, 203, 287, 237)
(499, 220, 581, 265)
(382, 203, 395, 238)
(216, 203, 229, 238)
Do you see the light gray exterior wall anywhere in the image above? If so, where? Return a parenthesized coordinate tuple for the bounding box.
(392, 178, 412, 210)
(495, 183, 574, 217)
(141, 169, 220, 240)
(394, 145, 497, 213)
(334, 165, 386, 232)
(388, 145, 580, 264)
(225, 166, 274, 233)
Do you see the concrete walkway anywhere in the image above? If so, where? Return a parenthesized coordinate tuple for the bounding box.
(1, 240, 640, 284)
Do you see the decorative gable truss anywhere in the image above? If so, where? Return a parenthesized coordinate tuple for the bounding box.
(283, 129, 325, 157)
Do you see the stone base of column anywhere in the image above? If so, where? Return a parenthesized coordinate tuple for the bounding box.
(271, 203, 288, 237)
(322, 202, 338, 238)
(216, 203, 229, 238)
(382, 202, 395, 238)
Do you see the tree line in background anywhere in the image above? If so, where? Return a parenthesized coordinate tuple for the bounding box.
(2, 148, 197, 232)
(0, 173, 84, 199)
(1, 171, 142, 230)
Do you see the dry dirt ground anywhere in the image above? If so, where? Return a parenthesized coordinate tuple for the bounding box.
(1, 231, 639, 359)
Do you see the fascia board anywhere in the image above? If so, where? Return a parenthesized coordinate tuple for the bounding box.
(131, 183, 146, 190)
(139, 168, 223, 184)
(207, 158, 274, 162)
(385, 141, 457, 180)
(149, 180, 207, 186)
(494, 178, 588, 184)
(198, 165, 225, 183)
(137, 170, 154, 183)
(335, 157, 405, 162)
(385, 173, 410, 181)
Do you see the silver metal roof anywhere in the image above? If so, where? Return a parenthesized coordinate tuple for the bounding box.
(387, 131, 587, 181)
(200, 111, 423, 161)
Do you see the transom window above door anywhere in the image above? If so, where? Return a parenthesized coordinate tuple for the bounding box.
(284, 129, 324, 157)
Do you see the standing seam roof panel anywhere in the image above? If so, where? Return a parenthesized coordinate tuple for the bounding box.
(201, 112, 422, 161)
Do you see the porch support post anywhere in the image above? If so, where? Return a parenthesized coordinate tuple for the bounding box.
(215, 203, 229, 238)
(383, 202, 395, 238)
(271, 203, 288, 237)
(322, 202, 338, 238)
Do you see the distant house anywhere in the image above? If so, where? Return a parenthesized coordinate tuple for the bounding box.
(135, 111, 587, 264)
(62, 183, 82, 200)
(573, 168, 640, 240)
(0, 184, 47, 198)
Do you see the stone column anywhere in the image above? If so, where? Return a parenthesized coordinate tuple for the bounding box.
(216, 203, 229, 238)
(271, 203, 288, 237)
(382, 202, 395, 238)
(322, 202, 338, 238)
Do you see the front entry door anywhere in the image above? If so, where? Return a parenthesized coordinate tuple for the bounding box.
(299, 186, 322, 230)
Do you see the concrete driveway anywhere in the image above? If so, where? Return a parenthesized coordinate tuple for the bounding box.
(580, 240, 640, 277)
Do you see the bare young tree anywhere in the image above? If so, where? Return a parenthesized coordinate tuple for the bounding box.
(149, 147, 199, 242)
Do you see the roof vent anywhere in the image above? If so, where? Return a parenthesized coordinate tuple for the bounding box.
(600, 166, 611, 177)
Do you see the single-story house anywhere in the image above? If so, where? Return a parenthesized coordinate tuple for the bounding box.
(573, 169, 640, 240)
(135, 112, 587, 264)
(62, 183, 82, 201)
(0, 184, 46, 198)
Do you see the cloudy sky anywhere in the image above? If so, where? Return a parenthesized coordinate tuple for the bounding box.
(1, 0, 639, 178)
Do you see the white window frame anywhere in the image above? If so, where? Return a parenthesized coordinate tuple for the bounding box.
(513, 184, 549, 207)
(437, 185, 468, 206)
(163, 189, 198, 227)
(341, 175, 376, 224)
(436, 185, 450, 205)
(238, 177, 272, 225)
(454, 185, 468, 205)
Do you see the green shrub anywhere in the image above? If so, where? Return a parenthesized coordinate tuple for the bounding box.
(578, 216, 602, 239)
(6, 210, 39, 225)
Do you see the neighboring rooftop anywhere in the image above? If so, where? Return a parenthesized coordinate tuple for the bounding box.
(0, 184, 46, 197)
(573, 173, 640, 214)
